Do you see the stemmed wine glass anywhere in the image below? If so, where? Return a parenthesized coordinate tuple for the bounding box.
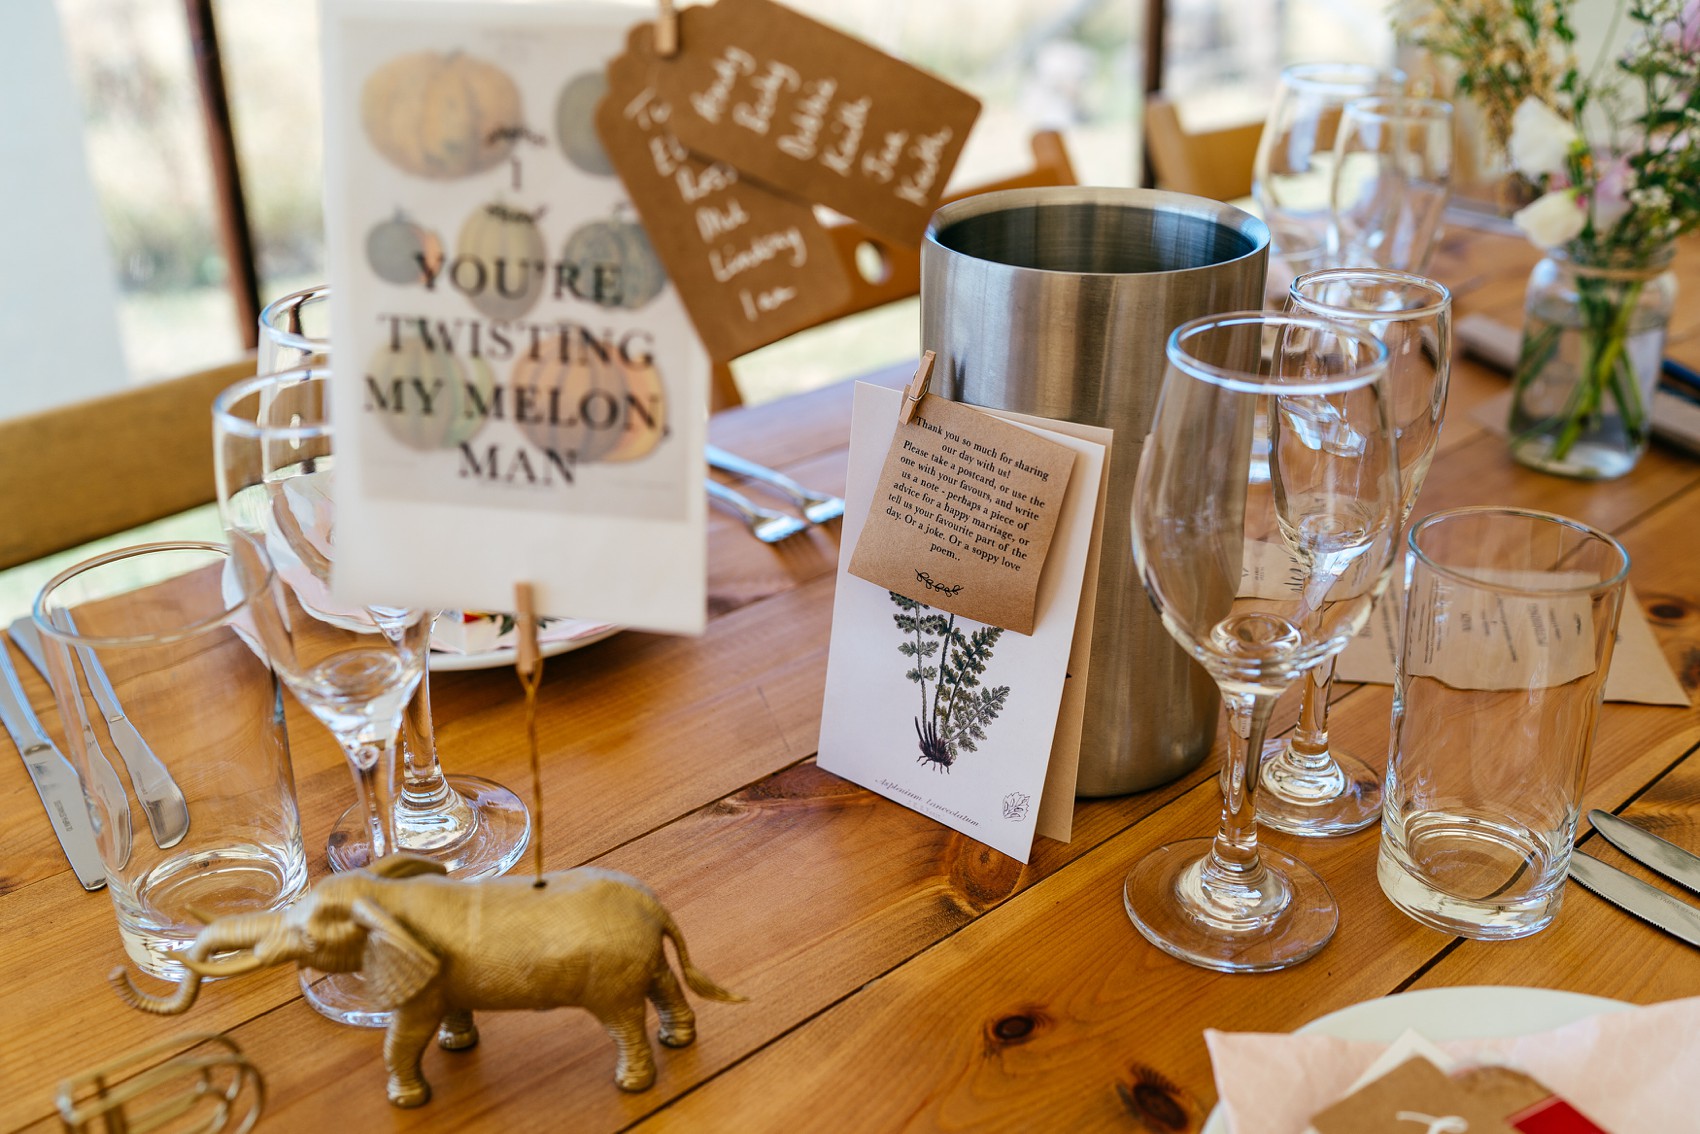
(1327, 97, 1455, 273)
(1257, 269, 1452, 836)
(1254, 63, 1406, 276)
(257, 286, 529, 878)
(213, 367, 431, 1024)
(1126, 311, 1399, 971)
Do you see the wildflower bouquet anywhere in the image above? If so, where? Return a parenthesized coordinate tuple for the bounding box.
(1399, 0, 1700, 474)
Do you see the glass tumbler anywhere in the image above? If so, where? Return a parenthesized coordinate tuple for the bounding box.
(1379, 507, 1629, 939)
(33, 541, 307, 978)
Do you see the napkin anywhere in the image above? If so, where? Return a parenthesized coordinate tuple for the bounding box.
(1205, 995, 1700, 1134)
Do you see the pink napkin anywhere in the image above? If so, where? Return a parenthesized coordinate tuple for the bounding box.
(1205, 995, 1700, 1133)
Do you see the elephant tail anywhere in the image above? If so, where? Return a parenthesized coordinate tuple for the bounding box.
(660, 912, 746, 1004)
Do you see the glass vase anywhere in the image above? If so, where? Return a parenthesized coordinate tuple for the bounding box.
(1508, 241, 1677, 479)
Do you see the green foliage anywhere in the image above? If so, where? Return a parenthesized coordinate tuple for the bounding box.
(890, 592, 1011, 771)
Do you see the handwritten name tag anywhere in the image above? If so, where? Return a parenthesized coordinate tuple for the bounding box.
(652, 0, 981, 246)
(848, 394, 1075, 635)
(596, 25, 853, 362)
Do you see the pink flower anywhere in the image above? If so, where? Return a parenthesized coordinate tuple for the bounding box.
(1667, 0, 1700, 53)
(1513, 189, 1588, 248)
(1589, 153, 1635, 232)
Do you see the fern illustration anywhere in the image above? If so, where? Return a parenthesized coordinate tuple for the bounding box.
(890, 592, 1012, 771)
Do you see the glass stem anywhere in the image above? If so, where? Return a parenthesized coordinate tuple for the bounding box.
(346, 740, 398, 861)
(399, 671, 452, 808)
(1208, 690, 1278, 884)
(1284, 657, 1337, 770)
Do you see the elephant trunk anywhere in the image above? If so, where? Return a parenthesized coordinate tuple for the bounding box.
(109, 912, 285, 1015)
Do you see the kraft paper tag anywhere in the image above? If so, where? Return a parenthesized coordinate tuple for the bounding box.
(847, 395, 1075, 635)
(651, 0, 980, 246)
(1310, 1057, 1519, 1134)
(596, 25, 853, 361)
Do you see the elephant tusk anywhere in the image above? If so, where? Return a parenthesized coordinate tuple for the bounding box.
(180, 952, 269, 978)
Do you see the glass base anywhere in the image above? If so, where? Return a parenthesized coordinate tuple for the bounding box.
(300, 966, 392, 1028)
(1255, 740, 1383, 837)
(1508, 432, 1643, 480)
(328, 774, 530, 880)
(1378, 814, 1565, 940)
(1124, 838, 1338, 972)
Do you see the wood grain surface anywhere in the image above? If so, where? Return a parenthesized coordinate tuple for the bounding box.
(2, 230, 1698, 1133)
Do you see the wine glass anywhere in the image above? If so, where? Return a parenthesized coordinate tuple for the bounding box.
(213, 367, 431, 1024)
(1257, 269, 1452, 837)
(1126, 311, 1399, 972)
(1254, 63, 1406, 275)
(1328, 97, 1455, 273)
(256, 286, 530, 879)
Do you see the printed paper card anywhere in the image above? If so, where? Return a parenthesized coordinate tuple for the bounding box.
(652, 0, 981, 246)
(818, 383, 1107, 862)
(322, 0, 708, 632)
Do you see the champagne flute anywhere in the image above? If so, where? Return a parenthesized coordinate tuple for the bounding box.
(213, 367, 431, 1024)
(1258, 269, 1451, 836)
(256, 286, 530, 879)
(1328, 97, 1455, 273)
(1254, 63, 1406, 275)
(1126, 311, 1398, 972)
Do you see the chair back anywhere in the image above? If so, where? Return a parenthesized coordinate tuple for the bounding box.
(1143, 94, 1262, 202)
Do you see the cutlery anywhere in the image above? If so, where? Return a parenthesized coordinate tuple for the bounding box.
(10, 618, 133, 867)
(1569, 850, 1700, 948)
(1590, 809, 1700, 896)
(706, 480, 809, 544)
(62, 612, 190, 850)
(706, 444, 846, 524)
(0, 640, 105, 889)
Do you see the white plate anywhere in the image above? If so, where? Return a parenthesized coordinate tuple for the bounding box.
(1200, 986, 1630, 1134)
(428, 625, 622, 672)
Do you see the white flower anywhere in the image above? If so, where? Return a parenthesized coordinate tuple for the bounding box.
(1508, 98, 1578, 179)
(1513, 189, 1588, 248)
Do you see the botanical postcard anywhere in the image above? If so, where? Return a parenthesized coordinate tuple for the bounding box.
(818, 383, 1106, 863)
(322, 1, 707, 632)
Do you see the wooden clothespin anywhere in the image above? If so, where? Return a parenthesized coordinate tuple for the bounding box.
(900, 350, 936, 425)
(655, 0, 680, 58)
(513, 582, 546, 885)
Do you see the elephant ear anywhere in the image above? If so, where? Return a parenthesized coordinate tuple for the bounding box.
(351, 896, 439, 1006)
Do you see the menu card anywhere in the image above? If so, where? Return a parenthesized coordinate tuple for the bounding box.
(322, 0, 708, 633)
(817, 383, 1109, 862)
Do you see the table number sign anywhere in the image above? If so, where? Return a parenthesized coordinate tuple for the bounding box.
(596, 25, 854, 362)
(818, 383, 1108, 863)
(322, 0, 708, 632)
(648, 0, 981, 247)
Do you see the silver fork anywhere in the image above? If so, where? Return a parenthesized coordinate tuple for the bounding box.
(706, 445, 846, 524)
(706, 480, 808, 544)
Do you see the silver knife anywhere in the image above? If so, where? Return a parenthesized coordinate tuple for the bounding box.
(1569, 849, 1700, 948)
(0, 641, 105, 889)
(1590, 809, 1700, 896)
(10, 618, 133, 868)
(61, 613, 189, 850)
(706, 444, 846, 524)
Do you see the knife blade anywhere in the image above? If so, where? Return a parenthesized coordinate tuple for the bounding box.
(1590, 809, 1700, 897)
(62, 612, 189, 850)
(1569, 850, 1700, 948)
(0, 640, 105, 889)
(9, 617, 133, 868)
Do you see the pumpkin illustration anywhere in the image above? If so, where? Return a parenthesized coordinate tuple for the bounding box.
(601, 358, 667, 463)
(510, 338, 632, 464)
(360, 51, 523, 180)
(368, 333, 494, 452)
(561, 211, 667, 310)
(457, 201, 547, 321)
(365, 212, 445, 285)
(555, 71, 615, 176)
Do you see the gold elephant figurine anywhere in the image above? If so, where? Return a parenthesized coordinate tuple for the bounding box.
(113, 855, 744, 1107)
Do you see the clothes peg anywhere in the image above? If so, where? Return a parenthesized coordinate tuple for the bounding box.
(900, 350, 936, 425)
(655, 0, 680, 58)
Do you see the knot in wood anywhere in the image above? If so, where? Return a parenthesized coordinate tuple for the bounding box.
(990, 1014, 1034, 1042)
(1116, 1064, 1190, 1132)
(1649, 599, 1691, 623)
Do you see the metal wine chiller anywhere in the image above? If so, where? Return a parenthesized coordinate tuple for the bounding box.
(109, 584, 744, 1109)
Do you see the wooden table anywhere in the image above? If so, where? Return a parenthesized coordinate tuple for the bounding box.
(3, 229, 1698, 1132)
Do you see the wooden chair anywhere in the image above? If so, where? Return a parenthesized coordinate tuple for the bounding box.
(1143, 93, 1263, 202)
(0, 357, 254, 571)
(708, 130, 1078, 411)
